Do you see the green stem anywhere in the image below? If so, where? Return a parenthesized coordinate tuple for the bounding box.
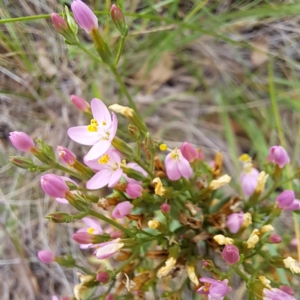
(74, 264, 95, 275)
(89, 209, 135, 238)
(232, 265, 249, 282)
(75, 42, 103, 64)
(54, 163, 87, 180)
(114, 36, 126, 66)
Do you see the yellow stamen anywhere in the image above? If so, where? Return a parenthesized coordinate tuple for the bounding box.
(102, 121, 107, 125)
(87, 228, 94, 234)
(159, 143, 167, 151)
(170, 148, 179, 159)
(87, 119, 98, 132)
(203, 282, 211, 292)
(98, 154, 110, 164)
(239, 153, 252, 163)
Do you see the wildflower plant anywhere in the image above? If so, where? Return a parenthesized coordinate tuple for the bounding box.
(9, 2, 300, 299)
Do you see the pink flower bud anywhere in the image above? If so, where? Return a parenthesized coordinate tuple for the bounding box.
(105, 295, 114, 300)
(9, 131, 35, 152)
(41, 174, 69, 198)
(268, 145, 290, 168)
(221, 244, 240, 265)
(57, 146, 76, 165)
(126, 183, 143, 199)
(161, 203, 171, 214)
(71, 0, 98, 33)
(112, 201, 133, 218)
(38, 250, 55, 264)
(110, 4, 127, 36)
(276, 190, 295, 208)
(269, 234, 282, 244)
(280, 285, 295, 296)
(72, 232, 93, 244)
(283, 199, 300, 211)
(51, 13, 68, 32)
(110, 231, 123, 239)
(180, 142, 198, 163)
(226, 212, 244, 234)
(70, 95, 90, 112)
(95, 239, 124, 259)
(96, 271, 110, 283)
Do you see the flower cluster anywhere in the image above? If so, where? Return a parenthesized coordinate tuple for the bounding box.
(8, 1, 300, 299)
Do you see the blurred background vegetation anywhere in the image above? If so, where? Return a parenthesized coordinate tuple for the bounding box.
(1, 0, 300, 298)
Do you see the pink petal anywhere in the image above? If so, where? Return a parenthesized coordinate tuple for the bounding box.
(86, 169, 112, 189)
(84, 156, 103, 170)
(109, 149, 121, 165)
(55, 197, 69, 204)
(109, 112, 118, 141)
(165, 153, 181, 181)
(68, 126, 100, 145)
(108, 168, 123, 188)
(177, 152, 193, 178)
(91, 98, 112, 126)
(85, 140, 111, 161)
(82, 217, 103, 234)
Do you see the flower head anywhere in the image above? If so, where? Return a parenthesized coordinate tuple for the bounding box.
(68, 98, 118, 161)
(222, 244, 240, 265)
(70, 95, 90, 112)
(267, 146, 290, 168)
(71, 0, 98, 33)
(197, 278, 231, 300)
(226, 212, 244, 234)
(85, 149, 123, 189)
(276, 190, 295, 208)
(112, 201, 133, 218)
(38, 250, 55, 264)
(263, 288, 296, 300)
(9, 131, 35, 152)
(165, 148, 192, 181)
(41, 174, 69, 198)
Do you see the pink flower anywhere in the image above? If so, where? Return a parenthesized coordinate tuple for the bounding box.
(197, 278, 231, 299)
(276, 190, 295, 208)
(280, 286, 295, 296)
(70, 95, 90, 112)
(57, 146, 76, 166)
(226, 212, 244, 234)
(180, 142, 198, 163)
(161, 203, 171, 214)
(55, 177, 77, 204)
(222, 245, 240, 265)
(95, 238, 124, 260)
(165, 148, 193, 181)
(68, 98, 118, 161)
(124, 162, 147, 198)
(71, 0, 98, 33)
(263, 288, 296, 300)
(85, 149, 123, 189)
(96, 271, 110, 283)
(112, 201, 133, 218)
(38, 250, 55, 264)
(51, 13, 68, 32)
(267, 146, 290, 168)
(283, 199, 300, 211)
(105, 295, 114, 300)
(41, 174, 69, 198)
(240, 168, 259, 196)
(269, 234, 282, 244)
(9, 131, 35, 152)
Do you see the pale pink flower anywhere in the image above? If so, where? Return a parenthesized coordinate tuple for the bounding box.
(85, 149, 123, 189)
(226, 212, 244, 234)
(38, 250, 55, 264)
(68, 98, 118, 161)
(57, 146, 76, 166)
(240, 168, 259, 196)
(40, 174, 69, 198)
(70, 95, 90, 112)
(165, 148, 192, 181)
(51, 13, 67, 32)
(71, 0, 98, 33)
(197, 278, 231, 299)
(180, 142, 198, 163)
(95, 238, 124, 260)
(263, 288, 296, 300)
(276, 190, 295, 208)
(9, 131, 35, 152)
(222, 245, 240, 265)
(112, 201, 133, 218)
(267, 146, 290, 168)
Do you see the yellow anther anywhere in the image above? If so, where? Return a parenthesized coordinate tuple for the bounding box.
(239, 154, 252, 163)
(102, 121, 107, 125)
(170, 148, 179, 159)
(87, 228, 94, 234)
(98, 154, 110, 164)
(159, 143, 168, 151)
(87, 119, 98, 132)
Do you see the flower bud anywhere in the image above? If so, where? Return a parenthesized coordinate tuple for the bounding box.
(51, 13, 68, 32)
(46, 212, 73, 223)
(71, 0, 98, 33)
(226, 212, 244, 234)
(280, 285, 295, 296)
(112, 201, 133, 218)
(70, 95, 90, 112)
(180, 142, 198, 163)
(38, 250, 55, 264)
(9, 131, 35, 152)
(41, 174, 70, 198)
(106, 295, 114, 300)
(72, 232, 94, 244)
(57, 146, 76, 166)
(269, 234, 282, 244)
(110, 231, 123, 239)
(96, 271, 110, 283)
(268, 145, 290, 168)
(126, 183, 143, 199)
(222, 244, 240, 265)
(161, 203, 170, 214)
(276, 190, 295, 208)
(110, 4, 128, 36)
(9, 156, 36, 171)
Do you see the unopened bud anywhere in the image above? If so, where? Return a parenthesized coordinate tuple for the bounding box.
(161, 203, 170, 214)
(10, 156, 37, 171)
(38, 250, 55, 264)
(222, 244, 240, 265)
(110, 4, 128, 36)
(51, 13, 68, 32)
(46, 212, 73, 223)
(70, 95, 90, 112)
(128, 124, 140, 141)
(96, 271, 110, 283)
(269, 234, 282, 244)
